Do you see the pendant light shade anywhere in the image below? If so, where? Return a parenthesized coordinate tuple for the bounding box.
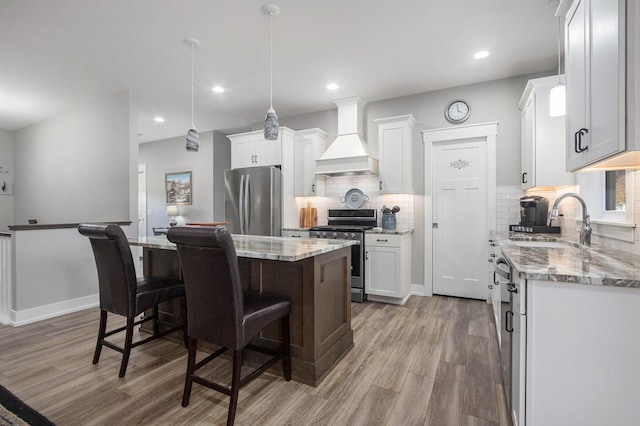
(185, 37, 200, 151)
(262, 4, 280, 140)
(550, 17, 566, 117)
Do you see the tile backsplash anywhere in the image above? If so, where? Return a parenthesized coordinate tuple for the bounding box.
(295, 175, 415, 229)
(496, 185, 523, 232)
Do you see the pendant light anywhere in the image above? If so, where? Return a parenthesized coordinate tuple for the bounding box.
(549, 17, 566, 117)
(184, 37, 201, 151)
(262, 4, 280, 140)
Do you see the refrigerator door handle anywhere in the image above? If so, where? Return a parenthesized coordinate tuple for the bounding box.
(245, 174, 251, 233)
(239, 174, 245, 234)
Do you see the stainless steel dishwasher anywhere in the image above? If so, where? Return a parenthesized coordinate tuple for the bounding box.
(495, 254, 525, 426)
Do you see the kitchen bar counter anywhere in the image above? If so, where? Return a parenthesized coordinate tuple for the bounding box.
(492, 231, 640, 288)
(129, 233, 354, 386)
(130, 234, 355, 261)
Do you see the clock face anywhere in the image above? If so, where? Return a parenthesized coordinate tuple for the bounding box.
(446, 100, 470, 123)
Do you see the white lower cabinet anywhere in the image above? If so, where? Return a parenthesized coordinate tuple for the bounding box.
(365, 233, 412, 303)
(514, 279, 640, 426)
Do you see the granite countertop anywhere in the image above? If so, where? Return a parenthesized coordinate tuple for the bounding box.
(129, 234, 355, 262)
(492, 231, 640, 289)
(366, 228, 414, 236)
(282, 227, 311, 232)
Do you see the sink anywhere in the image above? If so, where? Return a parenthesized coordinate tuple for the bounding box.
(512, 240, 570, 249)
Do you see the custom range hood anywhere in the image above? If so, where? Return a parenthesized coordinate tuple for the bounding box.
(315, 97, 379, 176)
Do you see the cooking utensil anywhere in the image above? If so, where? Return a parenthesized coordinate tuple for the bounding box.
(340, 188, 369, 209)
(391, 206, 400, 213)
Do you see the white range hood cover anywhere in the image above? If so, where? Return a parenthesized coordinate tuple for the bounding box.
(315, 97, 379, 176)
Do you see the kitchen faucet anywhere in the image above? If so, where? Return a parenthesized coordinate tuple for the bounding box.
(548, 193, 591, 246)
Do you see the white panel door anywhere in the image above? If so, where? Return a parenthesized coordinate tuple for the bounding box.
(432, 139, 487, 299)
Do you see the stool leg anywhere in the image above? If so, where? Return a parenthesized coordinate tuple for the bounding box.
(181, 297, 188, 349)
(119, 317, 135, 378)
(228, 349, 242, 426)
(152, 305, 160, 337)
(282, 315, 291, 381)
(182, 337, 197, 407)
(93, 310, 107, 365)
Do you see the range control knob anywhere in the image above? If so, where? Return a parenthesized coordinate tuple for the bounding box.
(332, 232, 338, 239)
(350, 233, 356, 239)
(320, 232, 326, 238)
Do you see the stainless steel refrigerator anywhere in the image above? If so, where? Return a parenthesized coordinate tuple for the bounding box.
(224, 166, 282, 236)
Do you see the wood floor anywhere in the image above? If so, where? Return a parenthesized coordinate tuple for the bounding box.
(0, 296, 511, 426)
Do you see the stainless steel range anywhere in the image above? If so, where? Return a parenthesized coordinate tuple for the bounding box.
(309, 209, 377, 303)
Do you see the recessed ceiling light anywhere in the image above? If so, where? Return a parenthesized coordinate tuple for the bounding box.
(326, 83, 339, 91)
(473, 50, 490, 59)
(212, 86, 225, 93)
(154, 116, 165, 123)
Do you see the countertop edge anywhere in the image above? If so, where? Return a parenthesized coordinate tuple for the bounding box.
(366, 228, 414, 235)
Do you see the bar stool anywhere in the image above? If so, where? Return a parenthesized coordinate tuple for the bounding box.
(79, 223, 187, 378)
(167, 226, 291, 426)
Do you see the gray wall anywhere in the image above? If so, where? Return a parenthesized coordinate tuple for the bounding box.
(12, 92, 131, 225)
(0, 130, 14, 231)
(139, 129, 230, 233)
(266, 71, 552, 287)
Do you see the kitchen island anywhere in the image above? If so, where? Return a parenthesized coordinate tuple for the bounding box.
(129, 234, 355, 387)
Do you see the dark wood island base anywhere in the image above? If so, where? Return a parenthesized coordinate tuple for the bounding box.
(142, 245, 353, 387)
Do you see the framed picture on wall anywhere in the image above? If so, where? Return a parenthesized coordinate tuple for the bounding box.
(165, 171, 192, 205)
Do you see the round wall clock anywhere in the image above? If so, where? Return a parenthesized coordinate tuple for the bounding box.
(445, 99, 471, 123)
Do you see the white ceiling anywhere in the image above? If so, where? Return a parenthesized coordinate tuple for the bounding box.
(0, 0, 560, 143)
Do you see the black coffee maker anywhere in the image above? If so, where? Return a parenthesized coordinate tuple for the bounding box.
(519, 196, 549, 226)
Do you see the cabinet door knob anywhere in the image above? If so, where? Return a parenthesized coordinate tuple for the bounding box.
(312, 184, 315, 193)
(379, 181, 383, 190)
(522, 172, 527, 184)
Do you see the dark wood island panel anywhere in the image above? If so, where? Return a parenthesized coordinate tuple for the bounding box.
(142, 245, 353, 387)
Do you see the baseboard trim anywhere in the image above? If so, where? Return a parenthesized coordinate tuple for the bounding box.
(10, 294, 99, 326)
(411, 283, 429, 297)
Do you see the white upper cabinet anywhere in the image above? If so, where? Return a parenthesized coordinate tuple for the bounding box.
(229, 128, 294, 169)
(293, 129, 328, 197)
(518, 75, 574, 190)
(561, 0, 637, 171)
(375, 115, 416, 194)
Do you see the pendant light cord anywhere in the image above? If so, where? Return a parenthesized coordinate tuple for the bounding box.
(269, 13, 274, 109)
(191, 42, 195, 128)
(556, 17, 562, 81)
